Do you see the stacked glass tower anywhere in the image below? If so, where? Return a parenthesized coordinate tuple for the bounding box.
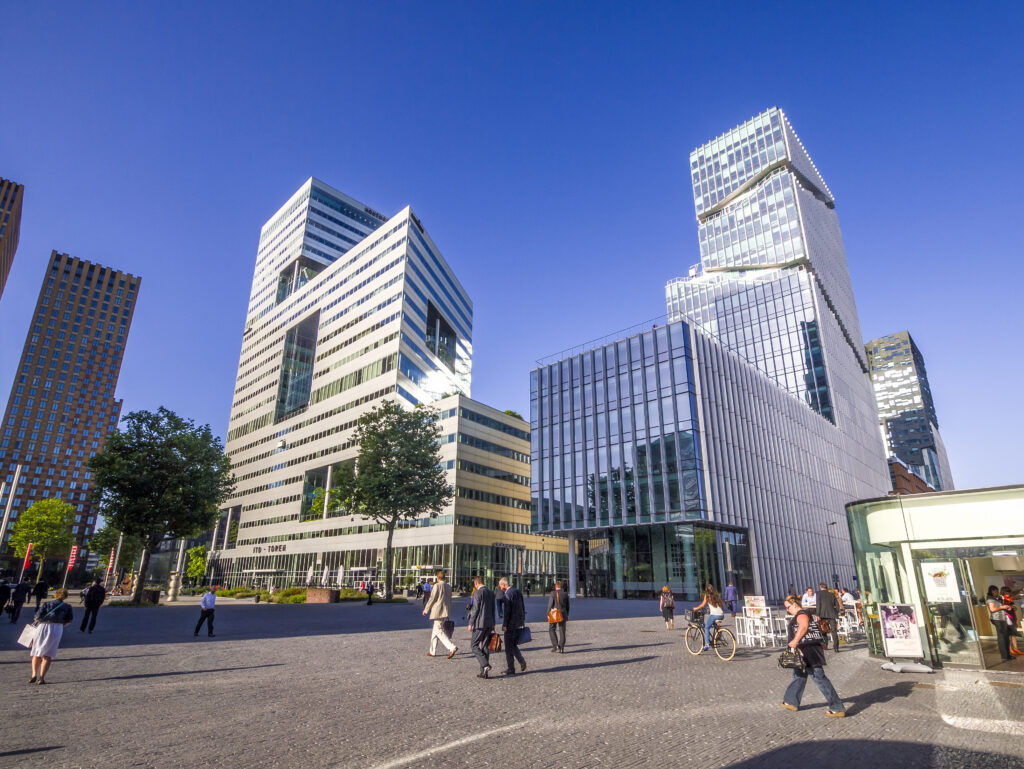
(866, 330, 953, 491)
(534, 108, 890, 601)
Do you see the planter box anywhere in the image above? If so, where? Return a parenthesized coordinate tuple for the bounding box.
(306, 588, 339, 604)
(141, 589, 161, 605)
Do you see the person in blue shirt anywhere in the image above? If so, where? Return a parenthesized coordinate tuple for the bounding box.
(194, 586, 216, 637)
(724, 582, 740, 617)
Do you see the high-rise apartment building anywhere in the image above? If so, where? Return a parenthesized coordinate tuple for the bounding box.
(867, 330, 953, 491)
(210, 179, 565, 588)
(533, 109, 890, 601)
(0, 252, 140, 569)
(0, 178, 25, 298)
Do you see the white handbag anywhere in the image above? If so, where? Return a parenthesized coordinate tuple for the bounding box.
(17, 623, 38, 648)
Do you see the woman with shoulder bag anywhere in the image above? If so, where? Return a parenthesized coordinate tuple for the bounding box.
(29, 588, 74, 685)
(781, 594, 846, 717)
(659, 586, 676, 631)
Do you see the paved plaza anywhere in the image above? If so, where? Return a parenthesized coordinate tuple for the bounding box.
(1, 597, 1023, 768)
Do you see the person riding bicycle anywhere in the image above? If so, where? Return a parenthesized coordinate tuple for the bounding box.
(693, 584, 725, 650)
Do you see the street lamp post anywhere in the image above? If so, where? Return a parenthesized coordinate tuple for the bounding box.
(826, 521, 838, 588)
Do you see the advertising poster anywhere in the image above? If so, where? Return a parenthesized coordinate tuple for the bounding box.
(921, 562, 959, 603)
(744, 595, 766, 618)
(880, 604, 925, 658)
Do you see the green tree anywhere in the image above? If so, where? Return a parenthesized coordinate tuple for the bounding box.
(318, 401, 451, 599)
(503, 409, 524, 420)
(186, 545, 208, 585)
(89, 407, 235, 603)
(87, 524, 144, 574)
(9, 498, 77, 581)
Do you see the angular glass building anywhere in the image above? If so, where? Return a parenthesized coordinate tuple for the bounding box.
(866, 330, 953, 491)
(534, 109, 890, 601)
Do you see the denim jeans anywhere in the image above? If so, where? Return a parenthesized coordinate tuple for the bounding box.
(784, 664, 845, 712)
(704, 613, 721, 646)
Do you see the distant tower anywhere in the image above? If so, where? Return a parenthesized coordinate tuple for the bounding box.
(867, 331, 953, 490)
(0, 178, 25, 298)
(0, 252, 140, 568)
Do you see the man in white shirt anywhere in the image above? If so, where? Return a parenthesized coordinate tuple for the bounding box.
(800, 587, 817, 609)
(194, 586, 216, 637)
(422, 570, 457, 658)
(840, 588, 856, 607)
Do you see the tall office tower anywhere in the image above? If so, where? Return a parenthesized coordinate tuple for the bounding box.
(212, 178, 564, 587)
(0, 178, 25, 298)
(0, 252, 140, 570)
(867, 331, 953, 491)
(531, 109, 890, 601)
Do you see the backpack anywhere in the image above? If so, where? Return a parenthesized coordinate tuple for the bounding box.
(663, 594, 675, 609)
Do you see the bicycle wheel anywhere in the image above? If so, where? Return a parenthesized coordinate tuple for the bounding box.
(685, 625, 704, 655)
(713, 627, 736, 661)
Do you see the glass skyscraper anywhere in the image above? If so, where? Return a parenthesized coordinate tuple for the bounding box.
(534, 108, 890, 601)
(866, 330, 953, 491)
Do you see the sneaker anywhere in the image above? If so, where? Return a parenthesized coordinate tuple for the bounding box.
(825, 710, 846, 718)
(479, 665, 491, 679)
(519, 660, 527, 673)
(703, 645, 710, 651)
(447, 647, 458, 659)
(781, 703, 798, 712)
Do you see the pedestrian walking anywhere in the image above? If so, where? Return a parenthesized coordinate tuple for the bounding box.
(9, 578, 31, 624)
(33, 578, 49, 609)
(80, 577, 107, 634)
(659, 586, 676, 630)
(421, 579, 432, 608)
(780, 594, 846, 717)
(467, 575, 495, 679)
(986, 585, 1015, 662)
(28, 588, 74, 685)
(194, 586, 216, 637)
(415, 581, 424, 600)
(525, 582, 531, 598)
(815, 581, 841, 652)
(366, 581, 373, 606)
(423, 569, 457, 659)
(693, 584, 725, 650)
(547, 579, 570, 653)
(499, 577, 527, 676)
(0, 579, 10, 617)
(494, 581, 506, 622)
(724, 582, 739, 617)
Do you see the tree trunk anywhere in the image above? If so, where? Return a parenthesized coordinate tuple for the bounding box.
(383, 519, 397, 600)
(131, 540, 154, 604)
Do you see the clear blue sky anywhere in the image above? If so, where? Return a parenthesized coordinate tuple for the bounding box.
(2, 3, 1022, 490)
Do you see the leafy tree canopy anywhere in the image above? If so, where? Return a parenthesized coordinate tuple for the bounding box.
(503, 408, 524, 420)
(88, 407, 235, 601)
(9, 498, 77, 571)
(186, 544, 208, 582)
(87, 524, 144, 573)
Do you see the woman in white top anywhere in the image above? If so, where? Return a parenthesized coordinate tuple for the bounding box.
(693, 585, 725, 650)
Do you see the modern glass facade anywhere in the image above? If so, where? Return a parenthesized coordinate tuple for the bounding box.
(866, 331, 953, 491)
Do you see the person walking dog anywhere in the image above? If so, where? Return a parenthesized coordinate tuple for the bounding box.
(423, 570, 457, 659)
(194, 586, 216, 637)
(547, 580, 570, 653)
(28, 588, 74, 685)
(80, 577, 107, 634)
(467, 575, 495, 678)
(781, 594, 846, 717)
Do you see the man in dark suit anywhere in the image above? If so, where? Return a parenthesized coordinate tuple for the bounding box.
(500, 577, 527, 676)
(9, 578, 31, 623)
(815, 581, 841, 652)
(467, 575, 495, 679)
(547, 579, 570, 653)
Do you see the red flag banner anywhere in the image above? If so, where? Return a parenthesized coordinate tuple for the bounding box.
(107, 547, 116, 572)
(67, 544, 79, 571)
(22, 543, 32, 572)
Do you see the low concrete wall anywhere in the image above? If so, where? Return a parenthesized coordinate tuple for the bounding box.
(306, 588, 339, 604)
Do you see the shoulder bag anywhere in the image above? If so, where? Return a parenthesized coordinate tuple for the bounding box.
(488, 631, 502, 653)
(548, 590, 564, 624)
(17, 601, 61, 648)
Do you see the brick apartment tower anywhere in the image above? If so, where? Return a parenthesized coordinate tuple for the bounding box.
(0, 252, 140, 572)
(0, 178, 25, 299)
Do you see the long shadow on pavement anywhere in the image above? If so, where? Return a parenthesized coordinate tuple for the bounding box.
(723, 740, 1024, 769)
(71, 662, 285, 683)
(524, 655, 657, 675)
(0, 747, 63, 758)
(563, 642, 670, 654)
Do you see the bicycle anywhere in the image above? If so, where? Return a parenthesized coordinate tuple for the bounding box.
(684, 609, 736, 661)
